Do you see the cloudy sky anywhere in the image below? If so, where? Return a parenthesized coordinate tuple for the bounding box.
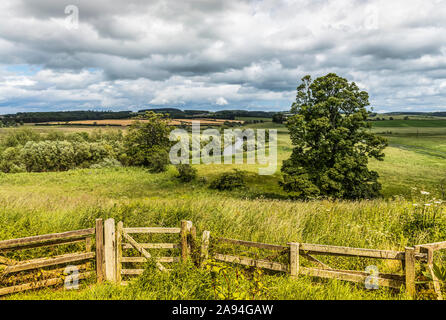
(0, 0, 446, 114)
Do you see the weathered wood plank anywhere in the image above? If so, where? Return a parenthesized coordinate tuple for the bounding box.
(1, 264, 88, 284)
(405, 247, 416, 298)
(123, 227, 181, 234)
(121, 269, 144, 275)
(116, 221, 123, 284)
(424, 247, 443, 300)
(122, 232, 166, 272)
(214, 253, 289, 272)
(415, 241, 446, 251)
(300, 243, 406, 260)
(104, 218, 116, 282)
(289, 243, 299, 278)
(0, 272, 92, 296)
(95, 218, 105, 283)
(122, 243, 179, 249)
(2, 252, 95, 274)
(0, 229, 95, 251)
(121, 257, 180, 263)
(190, 225, 196, 259)
(181, 220, 188, 262)
(217, 238, 288, 251)
(299, 267, 404, 289)
(200, 231, 211, 266)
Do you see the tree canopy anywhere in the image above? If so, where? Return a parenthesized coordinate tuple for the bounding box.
(124, 111, 173, 172)
(280, 73, 387, 200)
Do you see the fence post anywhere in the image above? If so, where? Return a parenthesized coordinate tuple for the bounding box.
(200, 231, 211, 267)
(405, 247, 416, 299)
(116, 221, 123, 284)
(426, 247, 443, 300)
(95, 218, 105, 283)
(289, 242, 300, 279)
(181, 220, 192, 262)
(104, 218, 116, 282)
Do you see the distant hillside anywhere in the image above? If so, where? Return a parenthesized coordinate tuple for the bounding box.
(383, 111, 446, 117)
(2, 111, 134, 123)
(139, 108, 276, 120)
(2, 108, 445, 123)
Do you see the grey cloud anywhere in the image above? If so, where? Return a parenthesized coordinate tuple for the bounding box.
(0, 0, 446, 112)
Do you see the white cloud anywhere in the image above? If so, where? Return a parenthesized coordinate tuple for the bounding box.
(216, 97, 228, 105)
(0, 0, 445, 112)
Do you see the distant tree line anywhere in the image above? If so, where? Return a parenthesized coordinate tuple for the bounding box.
(2, 111, 134, 123)
(139, 108, 276, 120)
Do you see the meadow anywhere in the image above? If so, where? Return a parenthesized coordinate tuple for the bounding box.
(0, 118, 445, 300)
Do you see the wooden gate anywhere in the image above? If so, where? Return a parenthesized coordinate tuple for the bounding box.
(113, 219, 195, 285)
(0, 219, 105, 296)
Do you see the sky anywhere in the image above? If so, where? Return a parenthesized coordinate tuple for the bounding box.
(1, 0, 446, 114)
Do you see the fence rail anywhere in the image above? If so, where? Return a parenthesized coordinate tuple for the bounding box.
(114, 219, 192, 284)
(0, 224, 100, 297)
(1, 219, 445, 299)
(208, 235, 435, 299)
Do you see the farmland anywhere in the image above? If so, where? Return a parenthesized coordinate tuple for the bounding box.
(0, 117, 445, 300)
(35, 118, 244, 127)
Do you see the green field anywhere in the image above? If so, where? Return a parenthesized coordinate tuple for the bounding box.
(0, 119, 445, 300)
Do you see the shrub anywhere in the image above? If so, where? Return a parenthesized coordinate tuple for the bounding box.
(0, 147, 25, 173)
(17, 140, 120, 172)
(209, 169, 246, 191)
(3, 128, 41, 147)
(146, 146, 170, 173)
(21, 140, 76, 172)
(176, 164, 197, 182)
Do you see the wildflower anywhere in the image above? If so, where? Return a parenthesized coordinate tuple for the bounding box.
(420, 191, 430, 195)
(424, 203, 431, 206)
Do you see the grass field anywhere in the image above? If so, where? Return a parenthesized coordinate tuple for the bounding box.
(0, 118, 445, 300)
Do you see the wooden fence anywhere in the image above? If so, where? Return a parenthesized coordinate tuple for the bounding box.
(0, 219, 104, 296)
(114, 219, 195, 285)
(1, 218, 445, 299)
(202, 234, 446, 300)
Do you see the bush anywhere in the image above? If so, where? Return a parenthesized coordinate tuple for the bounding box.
(3, 128, 41, 147)
(146, 147, 170, 173)
(209, 169, 246, 191)
(0, 147, 25, 173)
(176, 164, 197, 182)
(8, 140, 121, 173)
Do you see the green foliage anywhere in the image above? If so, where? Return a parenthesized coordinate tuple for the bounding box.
(209, 169, 246, 191)
(176, 164, 197, 182)
(281, 73, 388, 200)
(124, 111, 173, 172)
(19, 141, 118, 172)
(131, 259, 269, 300)
(272, 113, 285, 124)
(0, 129, 126, 173)
(146, 146, 170, 173)
(3, 128, 41, 148)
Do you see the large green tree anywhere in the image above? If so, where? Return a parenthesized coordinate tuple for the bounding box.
(124, 111, 173, 172)
(281, 73, 387, 199)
